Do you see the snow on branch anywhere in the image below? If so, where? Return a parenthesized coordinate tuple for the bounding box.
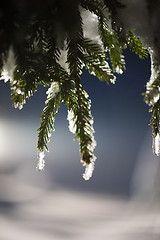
(1, 0, 160, 179)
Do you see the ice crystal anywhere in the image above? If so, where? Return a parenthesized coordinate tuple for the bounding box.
(36, 151, 45, 171)
(152, 133, 160, 157)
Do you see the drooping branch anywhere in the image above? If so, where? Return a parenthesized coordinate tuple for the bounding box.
(0, 0, 154, 180)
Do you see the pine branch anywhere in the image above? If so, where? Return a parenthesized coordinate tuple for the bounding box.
(144, 78, 160, 106)
(11, 51, 49, 109)
(144, 53, 160, 107)
(65, 86, 96, 180)
(98, 15, 125, 73)
(11, 17, 62, 109)
(66, 9, 96, 179)
(83, 38, 115, 83)
(0, 1, 153, 180)
(37, 82, 61, 153)
(149, 99, 160, 156)
(84, 54, 115, 83)
(37, 65, 70, 170)
(150, 100, 160, 138)
(127, 31, 148, 59)
(83, 37, 105, 61)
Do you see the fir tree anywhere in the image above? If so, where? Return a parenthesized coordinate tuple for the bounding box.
(0, 0, 159, 180)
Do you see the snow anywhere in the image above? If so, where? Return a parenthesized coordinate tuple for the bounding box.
(0, 46, 17, 82)
(83, 162, 95, 180)
(89, 137, 97, 152)
(115, 65, 124, 75)
(152, 134, 160, 157)
(16, 88, 24, 95)
(36, 151, 45, 171)
(145, 50, 160, 105)
(14, 103, 24, 110)
(0, 69, 11, 83)
(67, 109, 77, 134)
(46, 81, 60, 99)
(81, 9, 102, 46)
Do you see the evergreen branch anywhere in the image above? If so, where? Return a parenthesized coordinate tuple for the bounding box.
(84, 54, 115, 83)
(66, 8, 96, 178)
(109, 41, 125, 73)
(66, 8, 84, 78)
(0, 1, 152, 179)
(98, 15, 109, 49)
(11, 52, 49, 109)
(144, 78, 160, 106)
(150, 100, 160, 138)
(11, 19, 62, 109)
(83, 37, 105, 61)
(65, 86, 96, 180)
(144, 59, 160, 107)
(149, 99, 160, 156)
(37, 82, 61, 152)
(83, 38, 115, 82)
(98, 17, 125, 73)
(127, 31, 148, 59)
(37, 66, 70, 170)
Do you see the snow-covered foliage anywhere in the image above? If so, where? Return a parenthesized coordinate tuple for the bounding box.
(106, 0, 160, 160)
(46, 82, 60, 100)
(0, 0, 160, 180)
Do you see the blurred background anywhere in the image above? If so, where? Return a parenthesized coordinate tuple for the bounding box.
(0, 51, 160, 239)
